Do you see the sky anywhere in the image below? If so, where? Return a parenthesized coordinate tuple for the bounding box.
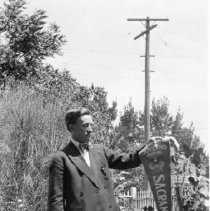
(17, 0, 208, 151)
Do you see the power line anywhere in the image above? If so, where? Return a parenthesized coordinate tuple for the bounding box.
(60, 30, 140, 63)
(154, 28, 207, 91)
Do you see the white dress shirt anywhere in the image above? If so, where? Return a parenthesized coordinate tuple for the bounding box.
(71, 139, 91, 167)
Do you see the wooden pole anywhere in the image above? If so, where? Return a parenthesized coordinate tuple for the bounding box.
(127, 17, 169, 143)
(145, 17, 151, 143)
(127, 17, 169, 193)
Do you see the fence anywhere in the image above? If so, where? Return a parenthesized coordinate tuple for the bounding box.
(119, 190, 179, 211)
(136, 190, 156, 210)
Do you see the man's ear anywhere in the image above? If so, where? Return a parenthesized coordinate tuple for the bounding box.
(68, 124, 74, 132)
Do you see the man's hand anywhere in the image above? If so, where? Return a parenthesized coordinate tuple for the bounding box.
(138, 136, 179, 159)
(138, 137, 158, 158)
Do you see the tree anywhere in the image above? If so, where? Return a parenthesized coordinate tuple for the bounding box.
(171, 108, 183, 140)
(0, 0, 66, 85)
(150, 98, 209, 210)
(151, 97, 173, 137)
(72, 84, 118, 147)
(113, 97, 209, 203)
(112, 102, 145, 194)
(113, 101, 145, 151)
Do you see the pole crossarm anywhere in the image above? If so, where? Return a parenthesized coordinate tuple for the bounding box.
(134, 24, 157, 40)
(127, 18, 169, 21)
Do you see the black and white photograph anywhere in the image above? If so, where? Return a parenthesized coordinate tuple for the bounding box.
(0, 0, 208, 210)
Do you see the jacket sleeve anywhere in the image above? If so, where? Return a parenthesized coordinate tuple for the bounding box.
(48, 152, 65, 211)
(104, 145, 145, 170)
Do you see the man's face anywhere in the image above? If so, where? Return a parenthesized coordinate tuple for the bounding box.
(71, 115, 94, 143)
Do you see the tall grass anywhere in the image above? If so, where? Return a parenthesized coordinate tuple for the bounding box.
(0, 79, 117, 210)
(0, 84, 71, 210)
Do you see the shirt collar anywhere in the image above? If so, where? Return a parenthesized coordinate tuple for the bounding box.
(70, 138, 81, 151)
(70, 138, 92, 152)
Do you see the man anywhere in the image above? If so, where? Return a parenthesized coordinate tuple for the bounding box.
(48, 107, 146, 211)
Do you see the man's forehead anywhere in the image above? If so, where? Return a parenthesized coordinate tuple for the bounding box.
(77, 115, 93, 124)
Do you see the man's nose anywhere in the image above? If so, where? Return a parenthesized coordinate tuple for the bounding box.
(87, 125, 93, 132)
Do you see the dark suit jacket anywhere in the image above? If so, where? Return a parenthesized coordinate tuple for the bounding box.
(48, 142, 142, 211)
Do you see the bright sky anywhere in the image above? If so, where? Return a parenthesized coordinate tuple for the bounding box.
(25, 0, 208, 151)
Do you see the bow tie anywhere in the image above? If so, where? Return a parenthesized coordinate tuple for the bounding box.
(80, 142, 91, 151)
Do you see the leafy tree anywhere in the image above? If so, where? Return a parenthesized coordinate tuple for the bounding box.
(113, 101, 145, 151)
(150, 97, 206, 163)
(151, 97, 173, 137)
(72, 84, 118, 146)
(171, 108, 183, 139)
(175, 145, 209, 210)
(150, 98, 209, 210)
(174, 128, 209, 209)
(113, 97, 209, 203)
(0, 0, 66, 85)
(112, 102, 145, 194)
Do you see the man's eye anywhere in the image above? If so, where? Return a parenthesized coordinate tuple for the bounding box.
(83, 123, 89, 128)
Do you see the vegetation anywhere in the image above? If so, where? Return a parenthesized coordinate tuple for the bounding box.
(0, 0, 66, 86)
(111, 98, 209, 210)
(0, 1, 117, 210)
(0, 0, 208, 210)
(0, 79, 117, 210)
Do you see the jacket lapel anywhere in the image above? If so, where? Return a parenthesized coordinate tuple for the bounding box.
(63, 142, 101, 189)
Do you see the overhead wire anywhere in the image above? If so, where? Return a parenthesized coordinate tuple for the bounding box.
(61, 29, 141, 64)
(61, 26, 146, 76)
(153, 27, 207, 91)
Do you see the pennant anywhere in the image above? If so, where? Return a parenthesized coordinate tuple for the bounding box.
(141, 140, 172, 211)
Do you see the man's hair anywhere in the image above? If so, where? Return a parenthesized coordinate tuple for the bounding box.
(65, 107, 90, 131)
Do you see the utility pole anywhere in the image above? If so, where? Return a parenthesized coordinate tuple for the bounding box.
(127, 17, 169, 143)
